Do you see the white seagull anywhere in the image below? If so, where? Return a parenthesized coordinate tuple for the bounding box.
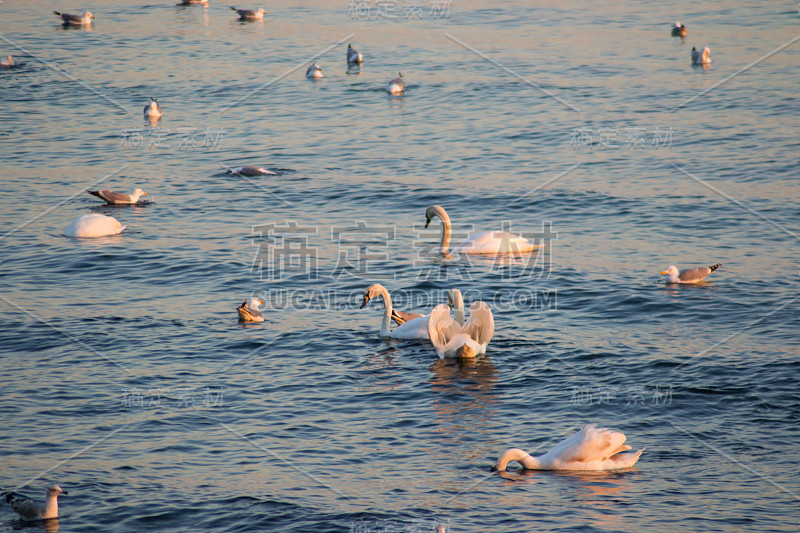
(671, 22, 686, 37)
(1, 55, 18, 67)
(230, 7, 266, 20)
(691, 46, 711, 65)
(387, 72, 404, 94)
(347, 43, 363, 65)
(238, 296, 265, 323)
(494, 424, 644, 471)
(226, 166, 277, 176)
(5, 485, 67, 520)
(660, 263, 721, 284)
(143, 97, 162, 119)
(53, 10, 94, 25)
(88, 188, 147, 205)
(306, 64, 323, 79)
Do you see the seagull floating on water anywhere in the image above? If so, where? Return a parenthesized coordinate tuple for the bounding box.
(306, 64, 323, 79)
(1, 55, 18, 67)
(87, 188, 148, 205)
(4, 485, 67, 520)
(143, 97, 162, 119)
(691, 46, 711, 65)
(387, 72, 404, 94)
(347, 43, 363, 65)
(671, 22, 686, 37)
(493, 424, 644, 471)
(238, 296, 265, 323)
(53, 10, 94, 25)
(64, 213, 125, 238)
(660, 263, 721, 284)
(230, 7, 265, 20)
(226, 166, 276, 176)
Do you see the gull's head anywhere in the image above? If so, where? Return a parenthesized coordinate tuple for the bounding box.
(257, 8, 266, 15)
(86, 11, 95, 19)
(48, 486, 67, 497)
(673, 21, 681, 28)
(246, 296, 264, 310)
(660, 265, 678, 277)
(133, 188, 146, 197)
(424, 205, 441, 228)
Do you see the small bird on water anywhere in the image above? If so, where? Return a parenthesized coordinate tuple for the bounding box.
(53, 11, 94, 25)
(4, 485, 67, 520)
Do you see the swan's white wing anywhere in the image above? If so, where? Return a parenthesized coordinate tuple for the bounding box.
(455, 231, 539, 254)
(544, 424, 630, 465)
(427, 304, 461, 353)
(461, 301, 494, 350)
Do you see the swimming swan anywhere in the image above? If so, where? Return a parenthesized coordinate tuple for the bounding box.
(63, 213, 125, 238)
(360, 283, 430, 339)
(660, 263, 721, 284)
(425, 205, 542, 256)
(494, 424, 644, 471)
(427, 301, 494, 358)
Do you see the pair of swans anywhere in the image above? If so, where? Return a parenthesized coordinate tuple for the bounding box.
(424, 205, 542, 257)
(494, 424, 644, 471)
(361, 284, 493, 358)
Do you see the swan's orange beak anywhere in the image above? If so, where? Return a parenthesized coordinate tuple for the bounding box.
(360, 294, 370, 309)
(424, 218, 431, 229)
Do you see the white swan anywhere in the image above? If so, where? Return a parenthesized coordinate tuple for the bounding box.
(64, 213, 125, 238)
(427, 301, 494, 358)
(691, 46, 711, 65)
(494, 424, 644, 471)
(387, 73, 404, 94)
(143, 97, 162, 118)
(53, 11, 94, 25)
(306, 64, 323, 79)
(230, 7, 266, 20)
(360, 283, 430, 339)
(5, 485, 67, 520)
(660, 263, 721, 284)
(238, 296, 265, 323)
(88, 188, 147, 205)
(347, 43, 363, 65)
(425, 205, 542, 256)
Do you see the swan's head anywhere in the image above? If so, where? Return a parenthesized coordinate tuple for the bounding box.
(447, 288, 463, 309)
(360, 284, 382, 308)
(425, 205, 443, 228)
(660, 265, 679, 277)
(47, 486, 67, 497)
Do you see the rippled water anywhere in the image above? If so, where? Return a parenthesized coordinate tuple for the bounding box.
(1, 0, 799, 531)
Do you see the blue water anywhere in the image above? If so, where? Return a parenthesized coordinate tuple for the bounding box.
(1, 0, 799, 531)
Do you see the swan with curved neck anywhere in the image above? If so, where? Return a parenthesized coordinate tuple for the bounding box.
(360, 283, 429, 339)
(425, 205, 542, 256)
(447, 288, 465, 325)
(494, 424, 644, 471)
